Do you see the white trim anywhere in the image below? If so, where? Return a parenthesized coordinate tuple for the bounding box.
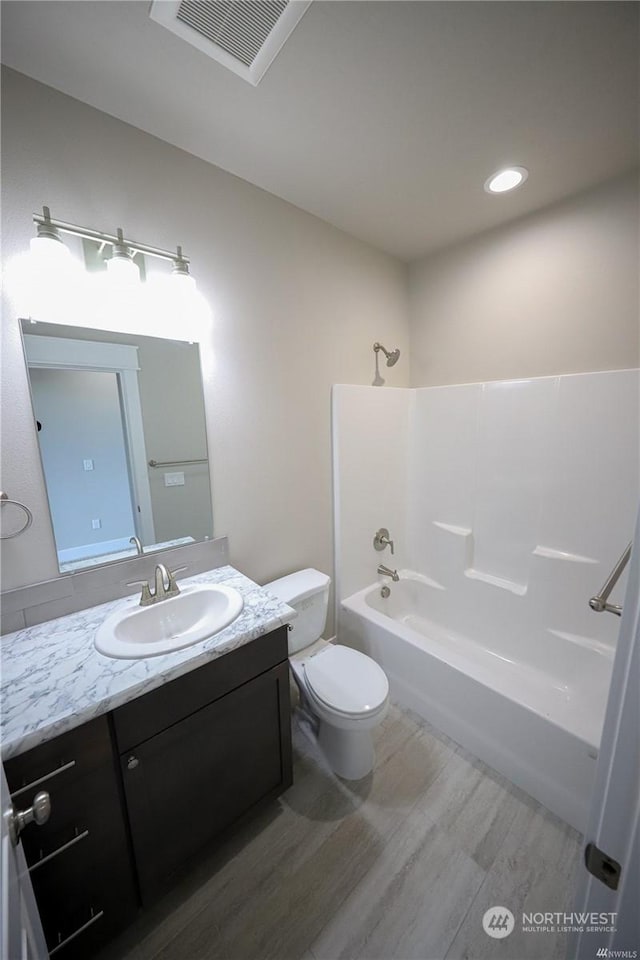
(23, 334, 156, 546)
(23, 334, 140, 372)
(118, 367, 155, 544)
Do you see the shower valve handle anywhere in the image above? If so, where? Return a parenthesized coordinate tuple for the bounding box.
(373, 528, 394, 555)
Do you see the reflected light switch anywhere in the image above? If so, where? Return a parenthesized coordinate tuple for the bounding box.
(164, 472, 185, 487)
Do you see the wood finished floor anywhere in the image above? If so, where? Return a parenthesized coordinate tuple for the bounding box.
(97, 704, 581, 960)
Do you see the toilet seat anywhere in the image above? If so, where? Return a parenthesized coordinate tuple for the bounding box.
(303, 645, 389, 717)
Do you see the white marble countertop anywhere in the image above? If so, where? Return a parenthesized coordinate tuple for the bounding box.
(0, 566, 295, 760)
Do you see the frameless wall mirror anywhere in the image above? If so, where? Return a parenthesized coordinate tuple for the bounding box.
(20, 319, 213, 573)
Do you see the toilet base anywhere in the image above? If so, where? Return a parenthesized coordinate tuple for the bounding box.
(317, 720, 375, 780)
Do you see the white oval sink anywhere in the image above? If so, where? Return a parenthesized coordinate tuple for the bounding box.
(95, 584, 244, 659)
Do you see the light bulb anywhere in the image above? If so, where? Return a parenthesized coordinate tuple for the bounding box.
(29, 234, 73, 265)
(5, 232, 85, 324)
(106, 254, 140, 285)
(171, 271, 197, 292)
(145, 270, 211, 341)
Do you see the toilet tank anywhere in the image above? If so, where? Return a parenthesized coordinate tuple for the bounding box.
(264, 568, 330, 655)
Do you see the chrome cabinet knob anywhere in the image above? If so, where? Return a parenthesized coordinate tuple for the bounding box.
(6, 790, 51, 847)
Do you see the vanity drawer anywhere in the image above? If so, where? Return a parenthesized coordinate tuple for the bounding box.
(113, 625, 289, 751)
(5, 715, 113, 803)
(4, 715, 138, 959)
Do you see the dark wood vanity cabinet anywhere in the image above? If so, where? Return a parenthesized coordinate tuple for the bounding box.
(4, 625, 292, 956)
(4, 715, 137, 959)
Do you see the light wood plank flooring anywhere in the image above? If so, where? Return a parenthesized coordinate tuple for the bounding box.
(97, 704, 581, 960)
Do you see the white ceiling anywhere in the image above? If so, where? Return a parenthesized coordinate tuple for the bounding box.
(1, 1, 638, 261)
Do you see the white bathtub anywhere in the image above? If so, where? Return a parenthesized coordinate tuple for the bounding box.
(340, 575, 615, 831)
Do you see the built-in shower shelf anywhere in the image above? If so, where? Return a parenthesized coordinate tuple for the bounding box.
(464, 568, 527, 596)
(432, 521, 472, 537)
(533, 546, 598, 564)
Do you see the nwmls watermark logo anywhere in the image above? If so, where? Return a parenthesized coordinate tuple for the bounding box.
(594, 950, 638, 959)
(482, 908, 515, 939)
(482, 908, 626, 941)
(521, 912, 617, 934)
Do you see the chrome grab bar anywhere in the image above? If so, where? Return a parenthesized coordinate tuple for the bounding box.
(148, 458, 208, 468)
(589, 542, 632, 617)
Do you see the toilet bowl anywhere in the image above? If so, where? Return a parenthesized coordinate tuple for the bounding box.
(265, 569, 389, 780)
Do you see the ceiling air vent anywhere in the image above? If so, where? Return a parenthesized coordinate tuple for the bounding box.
(149, 0, 312, 85)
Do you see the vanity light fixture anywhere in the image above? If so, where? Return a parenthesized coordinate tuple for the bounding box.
(484, 166, 529, 194)
(28, 207, 194, 278)
(7, 207, 211, 337)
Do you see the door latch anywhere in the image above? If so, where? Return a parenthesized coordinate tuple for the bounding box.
(5, 791, 51, 847)
(584, 842, 621, 891)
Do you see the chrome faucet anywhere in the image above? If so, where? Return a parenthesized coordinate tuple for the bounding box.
(377, 564, 399, 582)
(127, 563, 187, 607)
(129, 536, 144, 556)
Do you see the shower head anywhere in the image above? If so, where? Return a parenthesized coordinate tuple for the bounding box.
(386, 348, 400, 367)
(373, 342, 401, 367)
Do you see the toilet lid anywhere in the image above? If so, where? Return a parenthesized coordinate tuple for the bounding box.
(304, 646, 389, 715)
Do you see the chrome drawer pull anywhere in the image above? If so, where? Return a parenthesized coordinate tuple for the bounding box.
(11, 760, 76, 799)
(29, 828, 89, 872)
(49, 908, 104, 955)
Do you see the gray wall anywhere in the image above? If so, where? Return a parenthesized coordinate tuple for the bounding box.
(408, 173, 639, 387)
(135, 338, 212, 543)
(0, 68, 409, 607)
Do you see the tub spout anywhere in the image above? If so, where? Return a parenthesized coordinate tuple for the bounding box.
(378, 564, 399, 582)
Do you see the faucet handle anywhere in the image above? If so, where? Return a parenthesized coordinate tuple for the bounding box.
(373, 528, 394, 555)
(164, 565, 188, 597)
(126, 580, 154, 605)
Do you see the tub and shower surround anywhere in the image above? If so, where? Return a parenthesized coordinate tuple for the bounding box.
(332, 370, 639, 831)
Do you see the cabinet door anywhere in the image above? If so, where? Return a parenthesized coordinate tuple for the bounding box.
(121, 661, 291, 903)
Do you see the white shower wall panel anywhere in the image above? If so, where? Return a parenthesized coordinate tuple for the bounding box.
(538, 370, 639, 568)
(331, 385, 412, 604)
(408, 383, 478, 565)
(470, 377, 555, 592)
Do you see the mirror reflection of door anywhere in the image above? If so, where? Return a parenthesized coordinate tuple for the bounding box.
(30, 367, 140, 567)
(21, 321, 213, 573)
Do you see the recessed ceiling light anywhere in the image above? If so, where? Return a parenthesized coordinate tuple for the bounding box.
(484, 167, 529, 194)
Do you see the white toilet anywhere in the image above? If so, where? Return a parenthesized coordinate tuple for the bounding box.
(265, 568, 389, 780)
